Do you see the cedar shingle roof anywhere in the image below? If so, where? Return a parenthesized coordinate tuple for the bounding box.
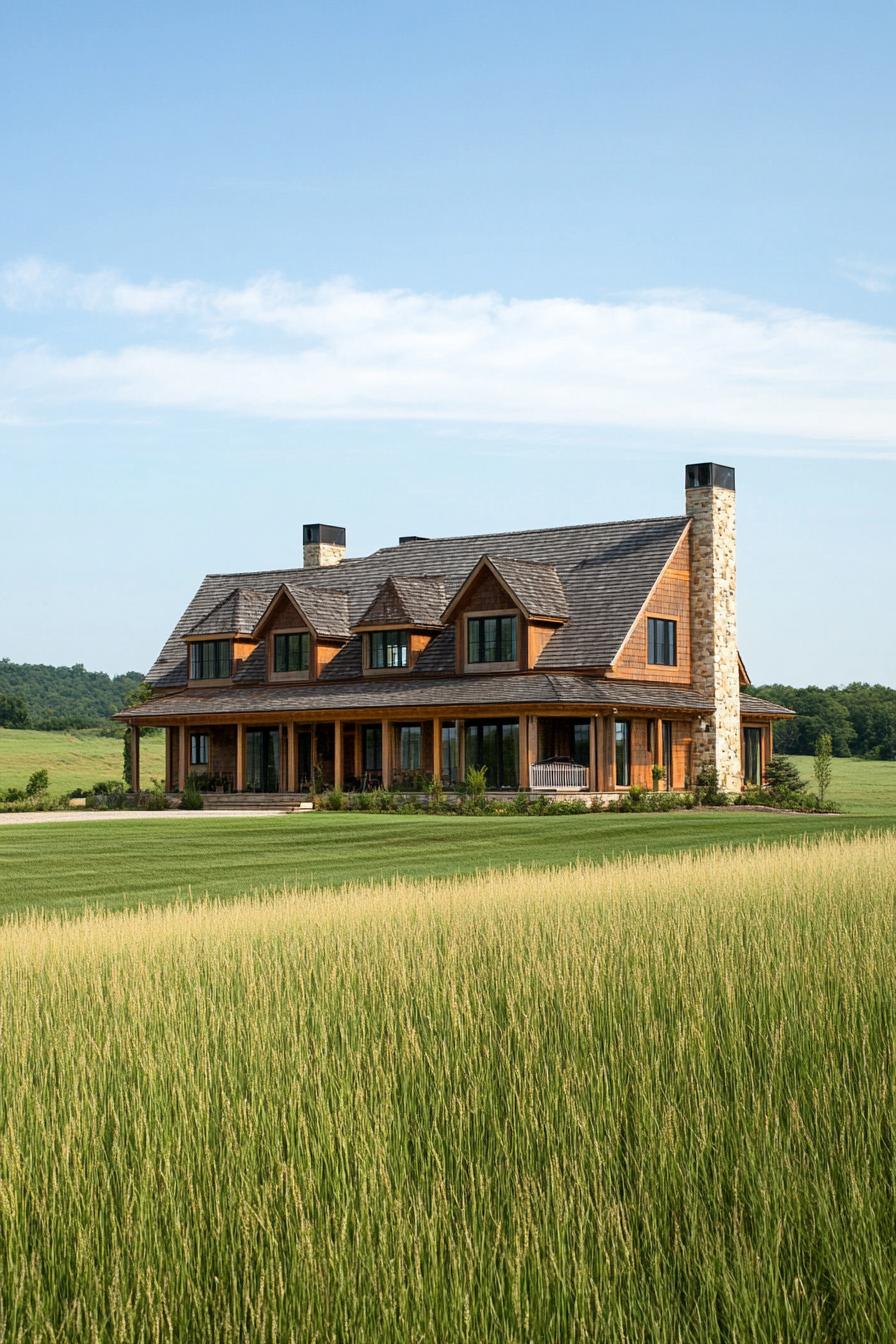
(477, 556, 568, 621)
(355, 576, 447, 630)
(122, 674, 719, 719)
(274, 584, 351, 640)
(188, 588, 271, 638)
(148, 515, 691, 688)
(740, 693, 796, 717)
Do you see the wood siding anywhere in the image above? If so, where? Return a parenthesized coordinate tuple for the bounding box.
(609, 531, 692, 685)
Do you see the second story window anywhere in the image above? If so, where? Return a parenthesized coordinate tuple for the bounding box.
(190, 639, 231, 680)
(368, 630, 409, 669)
(467, 615, 517, 664)
(647, 617, 677, 667)
(273, 631, 310, 674)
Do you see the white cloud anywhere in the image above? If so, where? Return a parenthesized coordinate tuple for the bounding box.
(837, 256, 896, 295)
(2, 257, 896, 452)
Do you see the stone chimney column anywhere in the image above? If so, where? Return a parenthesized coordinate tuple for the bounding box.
(685, 463, 741, 792)
(303, 523, 346, 569)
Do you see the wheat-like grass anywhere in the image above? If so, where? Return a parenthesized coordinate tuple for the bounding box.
(1, 832, 895, 1341)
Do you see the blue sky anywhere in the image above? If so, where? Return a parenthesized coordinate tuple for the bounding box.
(1, 0, 893, 684)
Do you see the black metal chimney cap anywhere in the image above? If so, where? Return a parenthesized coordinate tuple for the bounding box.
(303, 523, 346, 546)
(685, 463, 735, 491)
(399, 535, 429, 545)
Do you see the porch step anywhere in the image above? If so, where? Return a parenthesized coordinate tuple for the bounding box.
(168, 793, 312, 812)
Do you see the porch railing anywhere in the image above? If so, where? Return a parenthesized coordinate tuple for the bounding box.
(530, 762, 589, 791)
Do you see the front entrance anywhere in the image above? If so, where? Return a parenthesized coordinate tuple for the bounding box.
(465, 719, 519, 790)
(246, 728, 281, 792)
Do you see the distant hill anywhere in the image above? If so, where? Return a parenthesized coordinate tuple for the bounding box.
(0, 659, 147, 730)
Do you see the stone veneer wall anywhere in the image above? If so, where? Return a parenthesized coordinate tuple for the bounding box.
(303, 542, 345, 569)
(686, 482, 742, 791)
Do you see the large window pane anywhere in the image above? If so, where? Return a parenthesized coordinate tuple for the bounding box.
(464, 720, 518, 789)
(615, 720, 631, 787)
(191, 640, 231, 680)
(368, 630, 409, 669)
(399, 725, 422, 771)
(274, 631, 310, 673)
(441, 724, 458, 783)
(662, 721, 673, 788)
(363, 725, 382, 772)
(647, 618, 677, 667)
(467, 616, 518, 664)
(743, 728, 762, 786)
(572, 722, 590, 766)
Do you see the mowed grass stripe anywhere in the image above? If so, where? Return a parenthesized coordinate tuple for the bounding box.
(2, 833, 896, 1340)
(1, 807, 894, 918)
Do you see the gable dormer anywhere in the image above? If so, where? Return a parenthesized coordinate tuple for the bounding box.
(184, 587, 269, 685)
(251, 583, 350, 681)
(353, 576, 446, 673)
(441, 555, 568, 673)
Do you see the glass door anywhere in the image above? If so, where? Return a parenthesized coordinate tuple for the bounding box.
(464, 720, 519, 789)
(246, 729, 281, 792)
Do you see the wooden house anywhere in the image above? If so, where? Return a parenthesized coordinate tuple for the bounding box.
(117, 464, 792, 799)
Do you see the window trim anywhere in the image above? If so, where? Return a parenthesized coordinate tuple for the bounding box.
(365, 628, 411, 673)
(190, 732, 209, 767)
(647, 617, 677, 668)
(614, 719, 631, 788)
(189, 638, 232, 682)
(463, 609, 520, 671)
(270, 628, 311, 680)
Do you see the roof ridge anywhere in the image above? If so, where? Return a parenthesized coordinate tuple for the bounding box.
(371, 514, 689, 554)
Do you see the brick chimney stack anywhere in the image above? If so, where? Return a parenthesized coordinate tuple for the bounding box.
(303, 523, 346, 569)
(685, 463, 741, 791)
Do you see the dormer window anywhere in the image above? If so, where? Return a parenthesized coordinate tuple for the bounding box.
(647, 618, 677, 667)
(273, 631, 310, 674)
(467, 615, 517, 665)
(368, 630, 409, 669)
(190, 639, 231, 680)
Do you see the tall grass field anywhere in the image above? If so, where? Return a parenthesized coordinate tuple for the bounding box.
(2, 832, 896, 1340)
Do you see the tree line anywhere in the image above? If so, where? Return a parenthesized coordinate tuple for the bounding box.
(0, 659, 147, 730)
(752, 682, 896, 759)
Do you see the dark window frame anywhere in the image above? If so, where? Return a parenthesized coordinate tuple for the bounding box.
(367, 629, 410, 670)
(647, 617, 677, 667)
(615, 719, 631, 787)
(466, 614, 518, 665)
(190, 639, 232, 680)
(273, 630, 311, 674)
(190, 732, 209, 766)
(743, 727, 763, 787)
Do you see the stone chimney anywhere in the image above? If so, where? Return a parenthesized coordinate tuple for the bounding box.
(303, 523, 346, 569)
(685, 463, 741, 791)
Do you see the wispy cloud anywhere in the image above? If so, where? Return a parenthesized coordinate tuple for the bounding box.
(837, 256, 896, 295)
(2, 258, 896, 452)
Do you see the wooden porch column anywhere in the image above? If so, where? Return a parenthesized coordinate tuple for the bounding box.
(432, 717, 442, 784)
(588, 716, 598, 794)
(235, 724, 246, 792)
(456, 719, 465, 783)
(287, 723, 298, 792)
(178, 724, 188, 792)
(655, 715, 663, 785)
(381, 719, 393, 789)
(353, 724, 363, 779)
(131, 724, 141, 793)
(518, 714, 530, 790)
(597, 714, 614, 792)
(334, 720, 344, 790)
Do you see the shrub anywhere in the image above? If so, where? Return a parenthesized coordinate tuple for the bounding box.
(465, 765, 488, 804)
(763, 756, 808, 800)
(695, 767, 728, 807)
(321, 788, 345, 812)
(814, 733, 833, 805)
(25, 769, 49, 798)
(651, 764, 665, 792)
(179, 777, 204, 810)
(141, 779, 169, 811)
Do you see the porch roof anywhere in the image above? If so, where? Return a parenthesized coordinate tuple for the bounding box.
(118, 675, 724, 721)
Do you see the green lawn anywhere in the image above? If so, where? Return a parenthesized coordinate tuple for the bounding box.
(0, 727, 165, 793)
(0, 751, 892, 920)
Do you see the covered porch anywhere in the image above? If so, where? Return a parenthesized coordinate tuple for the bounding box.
(129, 710, 700, 798)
